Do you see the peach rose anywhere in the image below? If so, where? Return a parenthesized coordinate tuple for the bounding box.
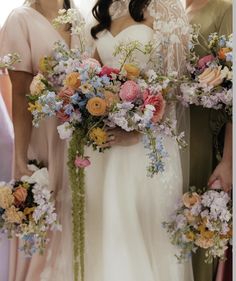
(124, 64, 140, 79)
(119, 80, 140, 102)
(182, 192, 201, 208)
(195, 237, 214, 249)
(0, 186, 14, 209)
(64, 72, 81, 90)
(4, 206, 25, 224)
(56, 109, 70, 122)
(86, 97, 107, 116)
(198, 66, 223, 87)
(74, 156, 91, 168)
(13, 187, 28, 206)
(58, 87, 75, 103)
(89, 127, 108, 146)
(184, 209, 197, 223)
(104, 90, 120, 108)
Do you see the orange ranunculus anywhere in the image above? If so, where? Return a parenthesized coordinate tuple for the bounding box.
(86, 97, 107, 116)
(182, 192, 201, 208)
(124, 64, 140, 79)
(89, 127, 108, 146)
(64, 72, 81, 90)
(218, 47, 231, 60)
(13, 187, 28, 205)
(104, 90, 119, 108)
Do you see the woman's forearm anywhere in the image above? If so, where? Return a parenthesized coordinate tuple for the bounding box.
(9, 71, 33, 169)
(222, 122, 232, 164)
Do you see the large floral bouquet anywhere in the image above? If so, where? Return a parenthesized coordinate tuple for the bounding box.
(0, 164, 61, 256)
(163, 187, 232, 263)
(179, 27, 232, 115)
(27, 9, 186, 281)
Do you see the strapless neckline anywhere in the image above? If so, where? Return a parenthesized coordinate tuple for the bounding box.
(106, 24, 153, 39)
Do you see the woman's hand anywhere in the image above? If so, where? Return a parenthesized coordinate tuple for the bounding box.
(101, 128, 140, 148)
(208, 160, 232, 193)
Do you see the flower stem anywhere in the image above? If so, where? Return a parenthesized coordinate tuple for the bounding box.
(68, 129, 86, 281)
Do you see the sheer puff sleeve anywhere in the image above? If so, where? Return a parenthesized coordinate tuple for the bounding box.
(0, 8, 33, 74)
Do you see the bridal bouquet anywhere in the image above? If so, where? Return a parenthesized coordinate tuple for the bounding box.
(163, 187, 232, 263)
(179, 28, 233, 115)
(27, 9, 186, 281)
(0, 164, 61, 257)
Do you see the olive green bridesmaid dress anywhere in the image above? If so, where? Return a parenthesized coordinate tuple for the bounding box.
(187, 1, 232, 281)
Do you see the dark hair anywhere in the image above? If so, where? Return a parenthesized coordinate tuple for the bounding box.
(91, 0, 151, 39)
(63, 0, 71, 9)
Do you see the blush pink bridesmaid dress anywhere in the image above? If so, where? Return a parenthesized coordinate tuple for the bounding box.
(0, 6, 81, 281)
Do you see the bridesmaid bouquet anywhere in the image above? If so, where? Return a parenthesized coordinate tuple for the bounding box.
(163, 187, 232, 263)
(0, 164, 61, 257)
(179, 28, 233, 115)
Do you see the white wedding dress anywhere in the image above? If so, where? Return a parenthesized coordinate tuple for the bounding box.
(84, 24, 194, 281)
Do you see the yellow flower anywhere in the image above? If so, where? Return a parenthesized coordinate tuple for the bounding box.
(86, 97, 107, 116)
(80, 83, 93, 94)
(89, 127, 108, 146)
(64, 72, 81, 90)
(0, 186, 14, 209)
(185, 231, 195, 241)
(28, 102, 42, 113)
(124, 64, 140, 79)
(24, 207, 36, 216)
(39, 56, 54, 73)
(4, 206, 25, 224)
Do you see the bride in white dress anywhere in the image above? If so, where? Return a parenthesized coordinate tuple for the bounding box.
(84, 0, 194, 281)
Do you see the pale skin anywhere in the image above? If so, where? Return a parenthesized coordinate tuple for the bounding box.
(186, 0, 232, 192)
(11, 0, 70, 179)
(94, 10, 153, 147)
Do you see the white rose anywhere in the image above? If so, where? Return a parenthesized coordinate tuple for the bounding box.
(57, 122, 74, 140)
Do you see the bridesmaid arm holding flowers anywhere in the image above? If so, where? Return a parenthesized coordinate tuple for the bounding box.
(186, 1, 232, 281)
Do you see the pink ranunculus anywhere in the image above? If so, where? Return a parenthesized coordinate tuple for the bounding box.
(99, 65, 120, 77)
(81, 58, 101, 69)
(198, 55, 214, 70)
(58, 87, 75, 104)
(143, 90, 166, 123)
(119, 80, 140, 102)
(74, 156, 91, 168)
(56, 109, 70, 122)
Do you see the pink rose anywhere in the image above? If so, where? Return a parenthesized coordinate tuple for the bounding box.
(99, 66, 120, 77)
(198, 55, 214, 70)
(81, 58, 101, 69)
(58, 87, 75, 104)
(74, 156, 91, 168)
(119, 80, 140, 102)
(143, 89, 166, 123)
